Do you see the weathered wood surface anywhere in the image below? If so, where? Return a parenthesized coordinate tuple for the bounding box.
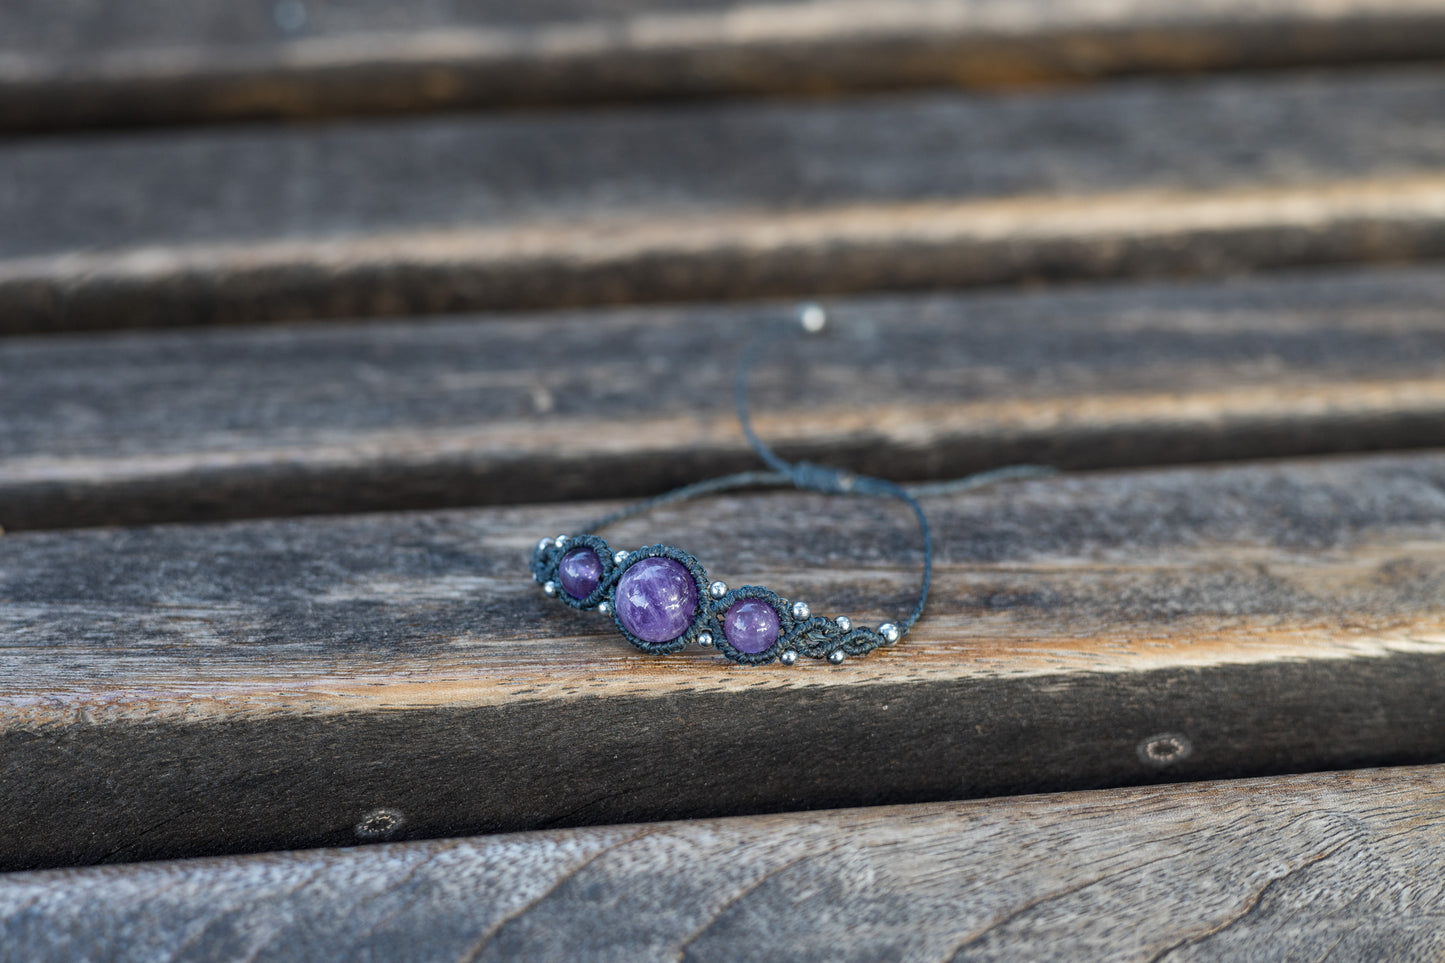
(13, 265, 1445, 530)
(4, 451, 1445, 871)
(9, 68, 1445, 331)
(6, 0, 1445, 130)
(4, 766, 1444, 961)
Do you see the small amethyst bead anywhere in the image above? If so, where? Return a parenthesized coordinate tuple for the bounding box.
(557, 547, 603, 600)
(615, 557, 699, 643)
(723, 598, 782, 654)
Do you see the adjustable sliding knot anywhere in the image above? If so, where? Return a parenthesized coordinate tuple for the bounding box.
(786, 461, 857, 494)
(785, 461, 909, 501)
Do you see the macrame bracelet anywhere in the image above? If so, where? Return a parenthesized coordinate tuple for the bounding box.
(528, 305, 1053, 666)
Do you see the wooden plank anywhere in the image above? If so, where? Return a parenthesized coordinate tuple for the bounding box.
(3, 766, 1443, 960)
(4, 450, 1445, 871)
(8, 67, 1445, 331)
(11, 264, 1445, 531)
(6, 0, 1445, 131)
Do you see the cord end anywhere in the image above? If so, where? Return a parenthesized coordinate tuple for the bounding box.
(798, 302, 827, 334)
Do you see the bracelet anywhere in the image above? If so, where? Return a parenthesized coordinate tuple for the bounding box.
(528, 306, 1053, 666)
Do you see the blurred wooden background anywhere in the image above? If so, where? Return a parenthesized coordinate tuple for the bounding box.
(3, 1, 1445, 959)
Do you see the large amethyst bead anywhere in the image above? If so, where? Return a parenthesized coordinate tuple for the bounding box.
(615, 557, 698, 643)
(723, 598, 781, 654)
(558, 547, 602, 600)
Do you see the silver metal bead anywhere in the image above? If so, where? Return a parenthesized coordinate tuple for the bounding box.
(799, 303, 827, 333)
(709, 580, 728, 599)
(835, 616, 852, 632)
(537, 537, 552, 552)
(791, 601, 811, 620)
(542, 580, 558, 597)
(554, 535, 569, 549)
(697, 630, 714, 647)
(879, 622, 901, 644)
(613, 550, 630, 564)
(828, 650, 846, 665)
(597, 600, 611, 616)
(779, 650, 799, 666)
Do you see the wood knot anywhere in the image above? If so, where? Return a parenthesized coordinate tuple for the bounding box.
(1137, 733, 1193, 767)
(354, 807, 406, 841)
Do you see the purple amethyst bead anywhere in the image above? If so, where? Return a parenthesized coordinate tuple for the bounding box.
(558, 547, 603, 600)
(615, 557, 698, 643)
(723, 598, 781, 654)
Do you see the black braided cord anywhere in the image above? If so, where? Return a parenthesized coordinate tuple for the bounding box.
(529, 312, 1055, 666)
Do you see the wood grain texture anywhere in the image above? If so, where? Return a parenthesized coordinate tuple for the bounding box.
(12, 265, 1445, 530)
(4, 450, 1445, 870)
(3, 766, 1445, 961)
(9, 67, 1445, 331)
(6, 0, 1445, 130)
